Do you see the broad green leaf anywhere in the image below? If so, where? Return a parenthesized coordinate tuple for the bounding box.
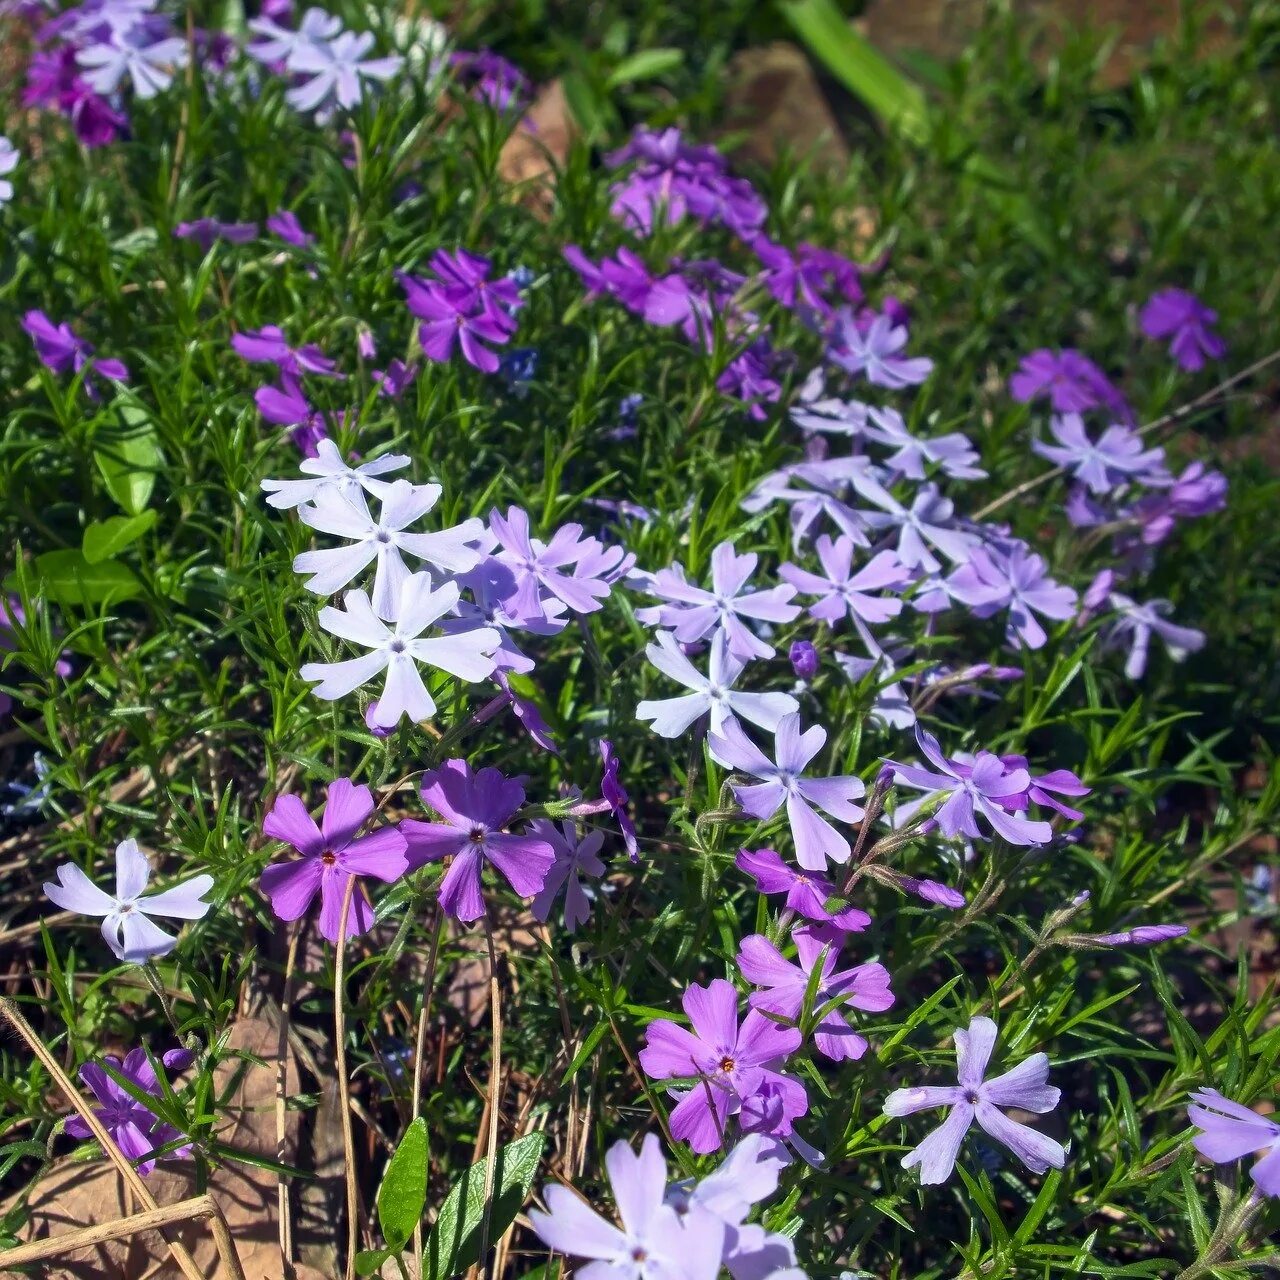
(20, 550, 143, 607)
(605, 48, 684, 89)
(355, 1248, 392, 1276)
(82, 510, 157, 564)
(379, 1116, 429, 1249)
(422, 1132, 545, 1280)
(94, 403, 163, 515)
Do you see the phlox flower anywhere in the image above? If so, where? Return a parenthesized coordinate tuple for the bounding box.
(1009, 348, 1129, 418)
(997, 754, 1089, 819)
(734, 848, 871, 932)
(246, 6, 342, 67)
(738, 928, 893, 1061)
(300, 574, 500, 728)
(1130, 461, 1227, 546)
(600, 738, 639, 861)
(833, 624, 916, 731)
(1031, 414, 1168, 493)
(267, 209, 313, 246)
(884, 1017, 1065, 1184)
(716, 341, 782, 422)
(261, 778, 409, 944)
(260, 438, 410, 510)
(1188, 1089, 1280, 1196)
(1089, 923, 1188, 946)
(44, 838, 213, 964)
(529, 819, 605, 932)
(292, 481, 486, 619)
(863, 407, 985, 481)
(286, 29, 403, 113)
(639, 978, 803, 1154)
(449, 48, 531, 113)
(0, 136, 16, 204)
(255, 374, 332, 457)
(637, 631, 798, 739)
(173, 218, 260, 249)
(1092, 588, 1205, 679)
(859, 484, 978, 574)
(529, 1133, 725, 1280)
(828, 311, 933, 389)
(446, 558, 566, 675)
(637, 540, 799, 661)
(1140, 289, 1226, 372)
(76, 21, 187, 99)
(400, 760, 555, 922)
(789, 639, 818, 680)
(945, 543, 1078, 650)
(780, 537, 911, 628)
(428, 247, 523, 322)
(232, 325, 342, 378)
(399, 270, 513, 373)
(709, 713, 866, 870)
(22, 309, 128, 395)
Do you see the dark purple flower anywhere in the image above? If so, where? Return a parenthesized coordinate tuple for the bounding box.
(254, 372, 332, 457)
(1009, 348, 1129, 418)
(173, 218, 260, 250)
(232, 325, 342, 378)
(789, 640, 819, 681)
(266, 209, 313, 247)
(21, 310, 129, 396)
(450, 48, 530, 112)
(734, 848, 871, 932)
(600, 739, 638, 861)
(717, 341, 782, 421)
(397, 270, 512, 373)
(1140, 289, 1226, 371)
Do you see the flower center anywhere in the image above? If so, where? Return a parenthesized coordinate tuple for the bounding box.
(321, 850, 337, 866)
(963, 1087, 980, 1104)
(468, 826, 486, 844)
(631, 1248, 648, 1263)
(388, 639, 407, 654)
(718, 1055, 736, 1073)
(374, 528, 392, 544)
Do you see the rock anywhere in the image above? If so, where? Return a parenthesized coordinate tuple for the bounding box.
(498, 79, 576, 211)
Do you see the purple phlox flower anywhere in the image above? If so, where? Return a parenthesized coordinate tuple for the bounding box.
(751, 236, 819, 313)
(637, 630, 798, 739)
(789, 380, 875, 440)
(21, 309, 129, 393)
(286, 30, 402, 113)
(261, 778, 409, 944)
(1140, 289, 1226, 372)
(789, 639, 818, 681)
(717, 340, 782, 422)
(23, 48, 126, 148)
(828, 310, 933, 389)
(1094, 590, 1205, 679)
(488, 670, 559, 754)
(863, 407, 986, 481)
(0, 136, 17, 205)
(883, 1016, 1065, 1184)
(260, 437, 409, 509)
(233, 324, 342, 378)
(899, 876, 966, 909)
(1031, 414, 1168, 494)
(489, 505, 625, 618)
(246, 6, 342, 67)
(1188, 1090, 1280, 1197)
(44, 838, 214, 964)
(1130, 461, 1227, 546)
(398, 270, 512, 373)
(735, 848, 871, 933)
(945, 543, 1078, 650)
(833, 625, 916, 732)
(292, 481, 486, 619)
(886, 727, 1053, 846)
(600, 738, 639, 862)
(636, 540, 800, 661)
(173, 218, 260, 250)
(528, 819, 605, 932)
(529, 1133, 726, 1280)
(450, 48, 531, 113)
(1009, 348, 1130, 418)
(639, 978, 803, 1154)
(266, 209, 314, 246)
(708, 712, 866, 871)
(1089, 923, 1189, 946)
(780, 536, 911, 629)
(66, 1047, 189, 1175)
(860, 483, 978, 574)
(1064, 484, 1109, 530)
(996, 755, 1089, 820)
(400, 760, 555, 923)
(741, 457, 895, 551)
(374, 358, 418, 399)
(76, 19, 187, 99)
(448, 557, 567, 675)
(734, 1073, 815, 1166)
(796, 243, 863, 310)
(49, 0, 160, 41)
(738, 928, 893, 1062)
(429, 247, 522, 321)
(254, 371, 333, 456)
(300, 574, 500, 727)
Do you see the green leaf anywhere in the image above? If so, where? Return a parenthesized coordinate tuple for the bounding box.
(422, 1132, 545, 1280)
(355, 1248, 392, 1276)
(82, 510, 157, 564)
(605, 48, 684, 89)
(94, 403, 163, 515)
(15, 550, 143, 607)
(379, 1116, 429, 1249)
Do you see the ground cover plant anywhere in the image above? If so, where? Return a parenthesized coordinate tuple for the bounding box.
(1, 1, 1279, 1277)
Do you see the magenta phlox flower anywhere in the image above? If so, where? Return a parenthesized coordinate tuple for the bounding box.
(716, 341, 781, 422)
(883, 1016, 1065, 1184)
(1009, 348, 1130, 418)
(76, 18, 187, 99)
(738, 929, 892, 1062)
(529, 1133, 726, 1280)
(286, 29, 402, 113)
(428, 247, 522, 322)
(945, 543, 1078, 650)
(22, 309, 129, 394)
(374, 358, 418, 399)
(261, 778, 409, 944)
(637, 631, 798, 739)
(528, 819, 605, 932)
(173, 218, 259, 250)
(708, 713, 866, 870)
(639, 978, 803, 1154)
(1031, 414, 1168, 493)
(1188, 1089, 1280, 1196)
(600, 738, 639, 861)
(1140, 289, 1226, 371)
(260, 437, 409, 510)
(636, 540, 800, 661)
(66, 1048, 189, 1175)
(780, 536, 911, 628)
(44, 838, 213, 964)
(232, 324, 342, 378)
(864, 407, 986, 481)
(886, 727, 1053, 846)
(450, 48, 531, 113)
(859, 483, 979, 574)
(828, 310, 933, 389)
(23, 47, 125, 146)
(400, 760, 555, 922)
(1092, 589, 1205, 679)
(734, 849, 871, 932)
(398, 269, 512, 372)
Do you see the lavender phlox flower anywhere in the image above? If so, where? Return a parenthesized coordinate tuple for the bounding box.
(232, 325, 342, 378)
(21, 310, 128, 395)
(293, 482, 486, 619)
(734, 848, 871, 932)
(717, 340, 782, 422)
(266, 209, 314, 247)
(449, 48, 531, 113)
(1140, 289, 1227, 371)
(637, 631, 798, 739)
(1129, 461, 1227, 545)
(734, 1074, 816, 1166)
(246, 6, 341, 67)
(996, 755, 1089, 820)
(636, 541, 800, 661)
(53, 0, 158, 40)
(398, 270, 512, 373)
(1009, 348, 1130, 418)
(708, 712, 866, 870)
(600, 738, 639, 861)
(1093, 589, 1205, 679)
(1064, 484, 1109, 530)
(400, 760, 555, 922)
(859, 483, 978, 574)
(1031, 414, 1168, 493)
(1188, 1089, 1280, 1196)
(173, 218, 260, 250)
(828, 311, 933, 389)
(742, 456, 895, 551)
(639, 978, 803, 1154)
(66, 1048, 189, 1175)
(260, 438, 409, 509)
(261, 777, 409, 944)
(76, 18, 187, 99)
(529, 1133, 726, 1280)
(528, 819, 605, 932)
(789, 640, 818, 681)
(780, 536, 911, 628)
(286, 29, 402, 113)
(863, 407, 986, 481)
(44, 838, 213, 964)
(833, 627, 915, 731)
(883, 1016, 1065, 1184)
(789, 383, 875, 440)
(446, 558, 566, 675)
(886, 727, 1053, 846)
(0, 137, 16, 205)
(1087, 923, 1189, 946)
(299, 574, 500, 727)
(945, 543, 1078, 650)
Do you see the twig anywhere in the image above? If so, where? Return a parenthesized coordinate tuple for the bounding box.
(335, 875, 360, 1280)
(276, 926, 301, 1280)
(476, 916, 504, 1280)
